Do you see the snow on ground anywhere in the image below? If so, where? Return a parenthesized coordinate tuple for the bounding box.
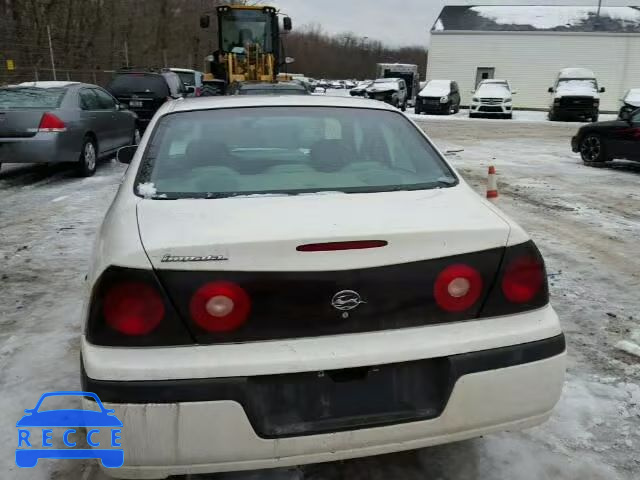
(1, 115, 639, 479)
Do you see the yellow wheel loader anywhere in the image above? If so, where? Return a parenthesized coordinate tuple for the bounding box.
(200, 5, 292, 91)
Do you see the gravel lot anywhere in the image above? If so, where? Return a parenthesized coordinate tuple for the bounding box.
(1, 115, 638, 480)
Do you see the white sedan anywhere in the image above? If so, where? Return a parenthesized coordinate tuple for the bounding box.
(81, 95, 565, 478)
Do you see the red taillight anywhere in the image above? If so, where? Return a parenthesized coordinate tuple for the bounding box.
(501, 257, 544, 303)
(190, 281, 251, 332)
(297, 240, 388, 252)
(103, 282, 165, 335)
(434, 264, 483, 312)
(38, 113, 66, 132)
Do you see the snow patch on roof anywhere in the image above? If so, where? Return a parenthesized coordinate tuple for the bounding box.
(559, 68, 595, 79)
(434, 6, 640, 33)
(419, 80, 451, 97)
(471, 6, 640, 30)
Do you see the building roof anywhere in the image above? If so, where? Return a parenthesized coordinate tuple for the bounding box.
(433, 6, 640, 33)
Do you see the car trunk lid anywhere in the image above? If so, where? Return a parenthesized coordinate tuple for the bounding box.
(137, 187, 512, 343)
(0, 110, 48, 138)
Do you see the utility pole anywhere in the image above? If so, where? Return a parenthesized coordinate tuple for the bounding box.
(162, 49, 168, 68)
(47, 25, 57, 80)
(124, 40, 130, 67)
(597, 0, 603, 17)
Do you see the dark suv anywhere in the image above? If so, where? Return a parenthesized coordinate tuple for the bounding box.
(106, 70, 186, 130)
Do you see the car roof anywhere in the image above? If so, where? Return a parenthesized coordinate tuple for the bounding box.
(17, 81, 80, 88)
(481, 79, 508, 84)
(240, 82, 306, 90)
(163, 95, 399, 114)
(169, 68, 198, 73)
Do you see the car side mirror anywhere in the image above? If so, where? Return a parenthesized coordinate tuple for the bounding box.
(283, 17, 293, 31)
(600, 87, 606, 93)
(620, 110, 631, 121)
(548, 87, 554, 93)
(470, 90, 475, 94)
(512, 91, 518, 95)
(200, 15, 210, 28)
(117, 145, 137, 164)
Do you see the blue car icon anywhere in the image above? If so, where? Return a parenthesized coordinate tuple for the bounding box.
(16, 391, 123, 468)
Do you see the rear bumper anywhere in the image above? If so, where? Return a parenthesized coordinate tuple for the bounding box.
(0, 133, 78, 164)
(81, 306, 565, 478)
(416, 100, 450, 113)
(84, 339, 565, 479)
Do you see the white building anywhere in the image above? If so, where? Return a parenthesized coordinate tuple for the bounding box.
(427, 5, 640, 111)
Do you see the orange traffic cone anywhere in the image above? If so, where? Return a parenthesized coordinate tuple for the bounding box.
(487, 166, 498, 199)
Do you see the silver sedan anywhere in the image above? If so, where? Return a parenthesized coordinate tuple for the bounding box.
(0, 81, 139, 176)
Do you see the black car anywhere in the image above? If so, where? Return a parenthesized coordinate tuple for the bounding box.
(571, 108, 640, 165)
(415, 80, 461, 115)
(106, 70, 186, 130)
(232, 82, 309, 96)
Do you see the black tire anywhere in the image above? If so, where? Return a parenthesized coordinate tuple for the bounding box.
(506, 113, 513, 120)
(77, 136, 97, 177)
(592, 114, 599, 123)
(401, 101, 407, 112)
(469, 112, 477, 118)
(414, 106, 421, 115)
(548, 110, 557, 121)
(580, 134, 609, 164)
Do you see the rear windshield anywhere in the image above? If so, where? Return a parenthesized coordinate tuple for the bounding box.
(106, 74, 169, 97)
(0, 87, 66, 109)
(239, 89, 306, 95)
(136, 107, 457, 199)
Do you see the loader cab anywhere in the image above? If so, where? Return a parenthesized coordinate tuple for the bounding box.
(200, 5, 292, 84)
(217, 6, 279, 55)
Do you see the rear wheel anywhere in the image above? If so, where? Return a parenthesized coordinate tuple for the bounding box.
(77, 136, 97, 177)
(414, 106, 422, 115)
(580, 134, 609, 164)
(401, 101, 407, 112)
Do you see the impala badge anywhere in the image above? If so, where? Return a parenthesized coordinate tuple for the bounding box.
(331, 290, 366, 318)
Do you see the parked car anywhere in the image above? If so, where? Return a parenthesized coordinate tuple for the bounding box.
(330, 81, 345, 89)
(0, 81, 138, 176)
(470, 79, 514, 119)
(572, 107, 640, 165)
(106, 69, 186, 131)
(548, 68, 604, 122)
(618, 88, 640, 120)
(232, 82, 310, 96)
(83, 95, 565, 479)
(169, 68, 204, 97)
(366, 78, 408, 111)
(415, 80, 461, 115)
(350, 81, 373, 97)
